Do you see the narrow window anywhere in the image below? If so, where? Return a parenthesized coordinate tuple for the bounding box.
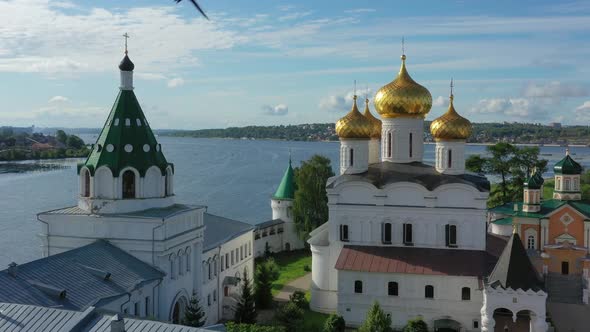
(447, 149, 452, 168)
(214, 259, 218, 276)
(83, 170, 90, 197)
(473, 321, 479, 329)
(231, 251, 234, 265)
(387, 132, 392, 158)
(134, 302, 140, 316)
(225, 253, 229, 268)
(382, 223, 392, 244)
(445, 224, 457, 247)
(354, 280, 363, 293)
(186, 251, 191, 272)
(240, 246, 243, 260)
(249, 242, 252, 256)
(340, 225, 349, 242)
(213, 290, 217, 302)
(527, 235, 535, 249)
(388, 282, 398, 296)
(350, 148, 354, 167)
(574, 178, 580, 190)
(409, 133, 413, 158)
(208, 294, 211, 306)
(425, 285, 434, 299)
(462, 287, 471, 301)
(145, 297, 150, 316)
(122, 170, 136, 199)
(403, 223, 413, 245)
(565, 178, 571, 191)
(208, 262, 211, 280)
(221, 256, 225, 271)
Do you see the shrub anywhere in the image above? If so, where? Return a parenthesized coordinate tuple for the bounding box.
(226, 322, 286, 332)
(403, 318, 428, 332)
(358, 301, 392, 332)
(304, 265, 311, 272)
(275, 301, 304, 332)
(322, 314, 345, 332)
(289, 290, 309, 309)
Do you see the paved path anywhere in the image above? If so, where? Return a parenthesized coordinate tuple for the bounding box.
(274, 273, 312, 302)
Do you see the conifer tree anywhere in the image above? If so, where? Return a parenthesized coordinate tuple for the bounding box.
(183, 294, 206, 327)
(234, 269, 257, 324)
(358, 301, 392, 332)
(254, 258, 279, 309)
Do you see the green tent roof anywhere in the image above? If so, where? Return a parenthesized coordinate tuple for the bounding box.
(524, 172, 544, 189)
(79, 88, 171, 177)
(273, 159, 295, 200)
(554, 154, 582, 175)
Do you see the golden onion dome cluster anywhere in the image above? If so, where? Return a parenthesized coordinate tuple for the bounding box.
(363, 98, 382, 139)
(374, 55, 432, 119)
(336, 96, 373, 139)
(430, 94, 472, 141)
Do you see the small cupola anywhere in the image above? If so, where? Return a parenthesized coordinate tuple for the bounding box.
(119, 33, 134, 90)
(553, 149, 583, 201)
(336, 95, 371, 175)
(523, 171, 544, 212)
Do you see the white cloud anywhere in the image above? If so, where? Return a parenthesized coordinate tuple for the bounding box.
(319, 89, 374, 112)
(522, 81, 590, 98)
(574, 101, 590, 121)
(167, 78, 185, 88)
(432, 96, 449, 107)
(262, 104, 289, 116)
(278, 11, 313, 21)
(470, 98, 534, 117)
(48, 96, 69, 103)
(344, 8, 376, 14)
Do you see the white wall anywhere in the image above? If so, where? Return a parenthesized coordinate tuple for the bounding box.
(381, 118, 424, 163)
(340, 139, 369, 175)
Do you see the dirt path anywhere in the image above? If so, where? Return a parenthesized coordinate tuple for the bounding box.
(273, 273, 312, 302)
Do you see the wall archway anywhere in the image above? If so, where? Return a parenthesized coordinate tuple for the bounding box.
(169, 290, 190, 324)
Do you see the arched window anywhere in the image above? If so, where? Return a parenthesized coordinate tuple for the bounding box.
(387, 132, 392, 158)
(382, 222, 392, 244)
(178, 252, 184, 276)
(556, 177, 561, 190)
(170, 254, 176, 280)
(448, 150, 452, 168)
(574, 178, 580, 190)
(208, 262, 212, 280)
(388, 281, 398, 296)
(340, 225, 349, 242)
(354, 280, 363, 293)
(461, 287, 470, 300)
(349, 148, 354, 167)
(527, 235, 535, 249)
(122, 170, 136, 199)
(403, 223, 413, 245)
(565, 178, 571, 191)
(409, 133, 413, 158)
(425, 285, 434, 299)
(445, 224, 457, 247)
(83, 170, 90, 197)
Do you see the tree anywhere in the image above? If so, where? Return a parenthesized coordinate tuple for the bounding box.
(358, 301, 392, 332)
(403, 318, 428, 332)
(292, 155, 334, 240)
(182, 294, 206, 327)
(55, 130, 68, 145)
(66, 135, 85, 149)
(323, 314, 345, 332)
(254, 258, 279, 309)
(234, 269, 257, 324)
(288, 290, 308, 309)
(225, 322, 286, 332)
(275, 301, 304, 332)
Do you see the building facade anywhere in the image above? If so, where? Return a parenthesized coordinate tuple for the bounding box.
(308, 53, 548, 331)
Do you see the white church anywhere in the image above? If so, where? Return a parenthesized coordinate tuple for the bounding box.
(308, 53, 549, 332)
(0, 46, 254, 326)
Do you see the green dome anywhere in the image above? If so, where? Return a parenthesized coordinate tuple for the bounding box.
(273, 159, 295, 200)
(524, 172, 544, 189)
(554, 154, 582, 175)
(79, 89, 172, 176)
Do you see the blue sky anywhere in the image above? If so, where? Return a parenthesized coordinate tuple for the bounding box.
(1, 0, 590, 129)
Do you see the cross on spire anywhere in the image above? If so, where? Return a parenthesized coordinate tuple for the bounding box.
(450, 78, 454, 96)
(123, 33, 130, 54)
(402, 36, 405, 55)
(354, 79, 357, 96)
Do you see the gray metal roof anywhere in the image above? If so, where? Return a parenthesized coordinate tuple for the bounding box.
(203, 213, 254, 252)
(39, 204, 205, 219)
(254, 219, 285, 230)
(0, 302, 222, 332)
(0, 240, 164, 310)
(327, 161, 490, 192)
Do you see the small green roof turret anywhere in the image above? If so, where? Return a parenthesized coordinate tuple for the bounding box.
(273, 157, 295, 200)
(554, 149, 582, 175)
(78, 50, 172, 177)
(524, 171, 544, 189)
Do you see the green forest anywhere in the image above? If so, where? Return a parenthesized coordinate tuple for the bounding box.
(0, 128, 89, 161)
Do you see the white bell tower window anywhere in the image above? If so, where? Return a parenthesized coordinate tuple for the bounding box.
(447, 150, 452, 168)
(409, 133, 413, 158)
(349, 148, 354, 167)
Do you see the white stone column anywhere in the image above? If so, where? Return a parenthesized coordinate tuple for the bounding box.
(381, 118, 424, 163)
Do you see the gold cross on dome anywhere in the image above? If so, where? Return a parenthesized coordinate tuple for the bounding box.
(123, 33, 130, 54)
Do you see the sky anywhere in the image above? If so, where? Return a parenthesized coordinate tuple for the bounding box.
(1, 0, 590, 129)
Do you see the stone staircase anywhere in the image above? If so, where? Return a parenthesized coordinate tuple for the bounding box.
(546, 273, 583, 304)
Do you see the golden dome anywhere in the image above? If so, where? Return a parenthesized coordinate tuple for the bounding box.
(430, 93, 472, 141)
(336, 96, 373, 139)
(374, 54, 432, 119)
(363, 97, 382, 138)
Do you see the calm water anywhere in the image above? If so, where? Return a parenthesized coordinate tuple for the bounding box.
(0, 136, 588, 267)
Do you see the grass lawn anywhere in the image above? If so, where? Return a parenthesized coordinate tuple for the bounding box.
(301, 308, 330, 331)
(259, 249, 311, 296)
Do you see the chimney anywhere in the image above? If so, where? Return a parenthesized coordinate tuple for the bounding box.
(110, 314, 125, 332)
(8, 262, 17, 277)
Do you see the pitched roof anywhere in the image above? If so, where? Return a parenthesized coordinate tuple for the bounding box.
(327, 161, 490, 192)
(273, 159, 295, 200)
(0, 240, 164, 310)
(335, 242, 500, 277)
(491, 199, 590, 219)
(255, 218, 285, 230)
(487, 233, 544, 292)
(203, 213, 254, 252)
(0, 303, 218, 332)
(79, 88, 171, 177)
(554, 154, 583, 175)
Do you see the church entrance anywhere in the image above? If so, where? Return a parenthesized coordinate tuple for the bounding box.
(493, 308, 531, 332)
(433, 318, 461, 332)
(562, 261, 569, 275)
(171, 295, 188, 324)
(122, 170, 136, 199)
